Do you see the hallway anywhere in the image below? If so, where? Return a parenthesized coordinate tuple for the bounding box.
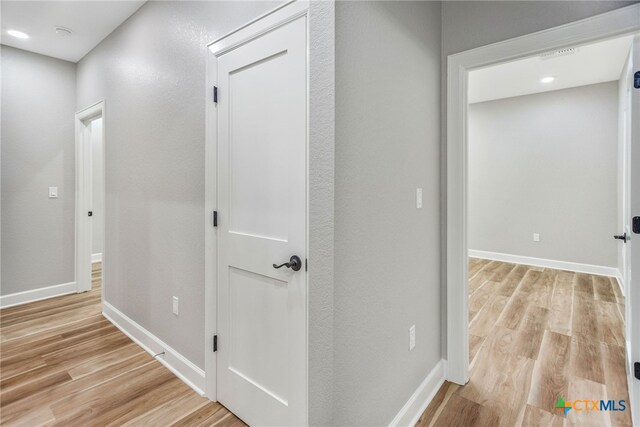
(417, 259, 631, 426)
(0, 263, 244, 426)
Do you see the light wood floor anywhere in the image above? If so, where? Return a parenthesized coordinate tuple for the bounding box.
(0, 262, 244, 426)
(417, 259, 631, 427)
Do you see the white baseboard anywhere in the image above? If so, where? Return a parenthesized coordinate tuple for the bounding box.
(389, 359, 445, 427)
(92, 253, 103, 263)
(0, 281, 77, 309)
(102, 301, 205, 396)
(469, 250, 619, 278)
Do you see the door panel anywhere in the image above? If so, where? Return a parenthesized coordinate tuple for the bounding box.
(216, 16, 307, 427)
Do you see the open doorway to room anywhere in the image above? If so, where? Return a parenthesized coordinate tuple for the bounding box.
(463, 34, 634, 425)
(75, 102, 105, 301)
(441, 7, 640, 425)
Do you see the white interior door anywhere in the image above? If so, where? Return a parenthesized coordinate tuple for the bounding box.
(628, 34, 640, 426)
(216, 16, 307, 427)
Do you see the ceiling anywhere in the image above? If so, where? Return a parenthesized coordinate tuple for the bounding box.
(1, 1, 146, 63)
(469, 35, 634, 104)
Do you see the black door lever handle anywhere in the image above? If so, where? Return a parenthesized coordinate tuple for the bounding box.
(614, 233, 629, 243)
(273, 255, 302, 272)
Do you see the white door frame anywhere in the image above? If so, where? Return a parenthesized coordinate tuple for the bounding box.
(75, 100, 105, 299)
(204, 1, 310, 412)
(446, 0, 640, 391)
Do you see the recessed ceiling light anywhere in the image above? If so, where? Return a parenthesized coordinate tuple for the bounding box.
(540, 76, 555, 84)
(54, 26, 73, 37)
(7, 29, 29, 39)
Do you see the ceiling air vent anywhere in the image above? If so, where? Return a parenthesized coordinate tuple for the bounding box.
(540, 47, 578, 60)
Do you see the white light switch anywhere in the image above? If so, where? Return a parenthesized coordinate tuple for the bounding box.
(172, 297, 179, 316)
(409, 325, 416, 351)
(49, 187, 58, 198)
(533, 233, 540, 242)
(416, 188, 423, 209)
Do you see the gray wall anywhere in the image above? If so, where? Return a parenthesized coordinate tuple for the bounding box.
(1, 46, 76, 295)
(468, 83, 618, 267)
(334, 2, 441, 425)
(76, 0, 279, 369)
(440, 0, 637, 358)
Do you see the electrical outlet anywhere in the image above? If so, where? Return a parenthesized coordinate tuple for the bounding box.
(533, 233, 540, 242)
(409, 325, 416, 351)
(416, 188, 423, 209)
(172, 297, 179, 316)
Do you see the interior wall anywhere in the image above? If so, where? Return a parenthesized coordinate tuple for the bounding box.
(468, 82, 618, 267)
(90, 117, 104, 258)
(76, 0, 280, 369)
(334, 1, 441, 424)
(1, 45, 77, 295)
(440, 0, 638, 357)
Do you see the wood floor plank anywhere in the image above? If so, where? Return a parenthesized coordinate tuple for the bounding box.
(574, 273, 594, 296)
(601, 343, 633, 426)
(597, 300, 625, 347)
(593, 275, 617, 303)
(496, 269, 540, 329)
(469, 280, 500, 322)
(495, 264, 527, 297)
(469, 294, 509, 338)
(566, 376, 610, 427)
(527, 330, 572, 414)
(514, 305, 549, 360)
(570, 338, 604, 384)
(521, 404, 564, 427)
(572, 291, 601, 345)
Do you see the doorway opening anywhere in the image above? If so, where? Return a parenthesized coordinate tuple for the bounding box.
(75, 101, 105, 303)
(445, 5, 640, 426)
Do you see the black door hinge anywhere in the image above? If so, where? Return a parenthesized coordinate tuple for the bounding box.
(635, 362, 640, 380)
(305, 258, 308, 272)
(634, 71, 640, 89)
(213, 335, 218, 352)
(213, 86, 218, 103)
(88, 211, 93, 217)
(213, 211, 218, 227)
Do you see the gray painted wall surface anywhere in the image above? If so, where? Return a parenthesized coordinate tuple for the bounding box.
(439, 0, 637, 357)
(76, 0, 279, 369)
(307, 1, 335, 425)
(335, 2, 441, 424)
(468, 83, 618, 267)
(1, 46, 76, 295)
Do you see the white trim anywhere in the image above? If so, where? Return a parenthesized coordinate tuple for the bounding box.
(389, 360, 445, 427)
(75, 101, 105, 298)
(102, 301, 205, 396)
(92, 253, 102, 263)
(469, 250, 620, 277)
(446, 4, 640, 387)
(0, 281, 77, 309)
(204, 1, 310, 413)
